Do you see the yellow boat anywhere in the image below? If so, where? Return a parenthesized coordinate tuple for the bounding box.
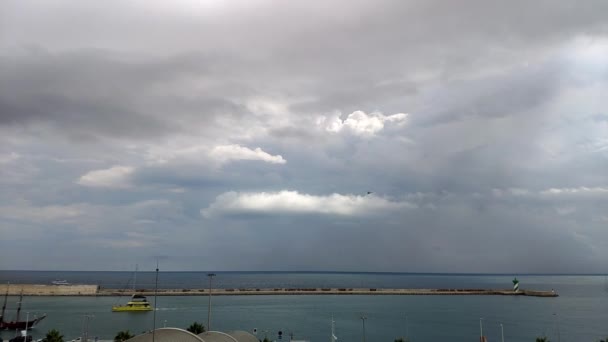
(112, 294, 153, 312)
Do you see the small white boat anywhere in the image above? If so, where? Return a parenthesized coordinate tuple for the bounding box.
(51, 280, 70, 285)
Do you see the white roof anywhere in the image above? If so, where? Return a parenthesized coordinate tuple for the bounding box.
(126, 328, 259, 342)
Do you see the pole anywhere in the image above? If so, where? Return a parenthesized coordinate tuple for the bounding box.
(133, 264, 138, 291)
(479, 318, 483, 339)
(81, 314, 86, 342)
(152, 261, 159, 342)
(500, 323, 504, 342)
(83, 314, 94, 342)
(24, 312, 29, 340)
(553, 313, 560, 342)
(405, 315, 408, 340)
(207, 273, 216, 331)
(360, 316, 367, 342)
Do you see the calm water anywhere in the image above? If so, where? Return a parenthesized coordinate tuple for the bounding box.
(1, 271, 607, 341)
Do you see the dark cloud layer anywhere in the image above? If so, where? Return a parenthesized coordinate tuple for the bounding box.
(1, 0, 607, 272)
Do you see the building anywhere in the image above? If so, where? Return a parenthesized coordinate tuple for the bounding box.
(126, 328, 259, 342)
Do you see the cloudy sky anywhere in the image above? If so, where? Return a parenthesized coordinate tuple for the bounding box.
(1, 0, 607, 273)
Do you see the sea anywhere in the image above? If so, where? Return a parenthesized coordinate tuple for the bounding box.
(1, 271, 607, 342)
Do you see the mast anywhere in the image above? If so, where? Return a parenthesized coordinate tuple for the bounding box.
(1, 282, 8, 321)
(331, 316, 337, 342)
(15, 289, 23, 323)
(133, 264, 138, 291)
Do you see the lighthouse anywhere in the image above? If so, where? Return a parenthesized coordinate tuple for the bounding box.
(512, 277, 520, 292)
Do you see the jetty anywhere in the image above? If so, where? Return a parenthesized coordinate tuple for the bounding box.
(0, 284, 558, 297)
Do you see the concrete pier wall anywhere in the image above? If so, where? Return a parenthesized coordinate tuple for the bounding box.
(0, 284, 558, 297)
(0, 284, 99, 295)
(100, 288, 558, 297)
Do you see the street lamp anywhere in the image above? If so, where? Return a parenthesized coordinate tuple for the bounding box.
(405, 315, 409, 340)
(553, 313, 561, 342)
(82, 313, 94, 342)
(360, 315, 367, 342)
(152, 260, 159, 342)
(207, 273, 216, 331)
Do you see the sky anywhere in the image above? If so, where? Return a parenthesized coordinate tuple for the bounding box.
(0, 0, 607, 273)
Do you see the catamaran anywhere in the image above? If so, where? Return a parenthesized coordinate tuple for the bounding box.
(111, 294, 153, 312)
(111, 265, 153, 312)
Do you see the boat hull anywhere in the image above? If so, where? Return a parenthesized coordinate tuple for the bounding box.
(0, 314, 46, 330)
(111, 306, 153, 312)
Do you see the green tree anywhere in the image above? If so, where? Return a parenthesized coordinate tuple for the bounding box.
(186, 321, 206, 334)
(535, 337, 549, 342)
(44, 329, 64, 342)
(114, 330, 134, 341)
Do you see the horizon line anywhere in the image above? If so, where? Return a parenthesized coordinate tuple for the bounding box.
(1, 269, 607, 276)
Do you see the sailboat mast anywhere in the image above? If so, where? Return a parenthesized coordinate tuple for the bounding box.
(133, 264, 138, 291)
(15, 289, 23, 322)
(1, 282, 8, 321)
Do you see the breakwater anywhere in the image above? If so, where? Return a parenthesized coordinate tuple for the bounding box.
(1, 284, 558, 297)
(0, 284, 99, 295)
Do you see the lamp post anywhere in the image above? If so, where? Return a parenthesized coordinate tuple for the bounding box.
(553, 313, 560, 342)
(479, 318, 484, 341)
(500, 323, 504, 342)
(405, 315, 409, 340)
(82, 313, 94, 342)
(152, 261, 159, 342)
(207, 273, 216, 331)
(360, 315, 367, 342)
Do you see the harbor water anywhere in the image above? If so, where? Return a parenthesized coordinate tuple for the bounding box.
(1, 271, 607, 341)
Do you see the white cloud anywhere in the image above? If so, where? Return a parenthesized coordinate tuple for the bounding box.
(540, 186, 608, 197)
(209, 144, 286, 164)
(201, 190, 415, 217)
(0, 203, 82, 223)
(145, 143, 286, 165)
(0, 152, 19, 164)
(77, 165, 135, 188)
(490, 186, 608, 200)
(317, 110, 408, 137)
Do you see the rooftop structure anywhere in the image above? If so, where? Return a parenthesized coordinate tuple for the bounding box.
(125, 328, 258, 342)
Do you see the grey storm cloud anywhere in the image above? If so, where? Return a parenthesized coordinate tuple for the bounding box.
(1, 0, 607, 272)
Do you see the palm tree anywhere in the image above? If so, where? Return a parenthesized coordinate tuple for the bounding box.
(44, 329, 64, 342)
(114, 330, 134, 341)
(186, 321, 206, 334)
(535, 337, 549, 342)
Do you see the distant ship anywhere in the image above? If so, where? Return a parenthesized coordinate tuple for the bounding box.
(111, 294, 153, 312)
(51, 280, 70, 285)
(1, 285, 47, 330)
